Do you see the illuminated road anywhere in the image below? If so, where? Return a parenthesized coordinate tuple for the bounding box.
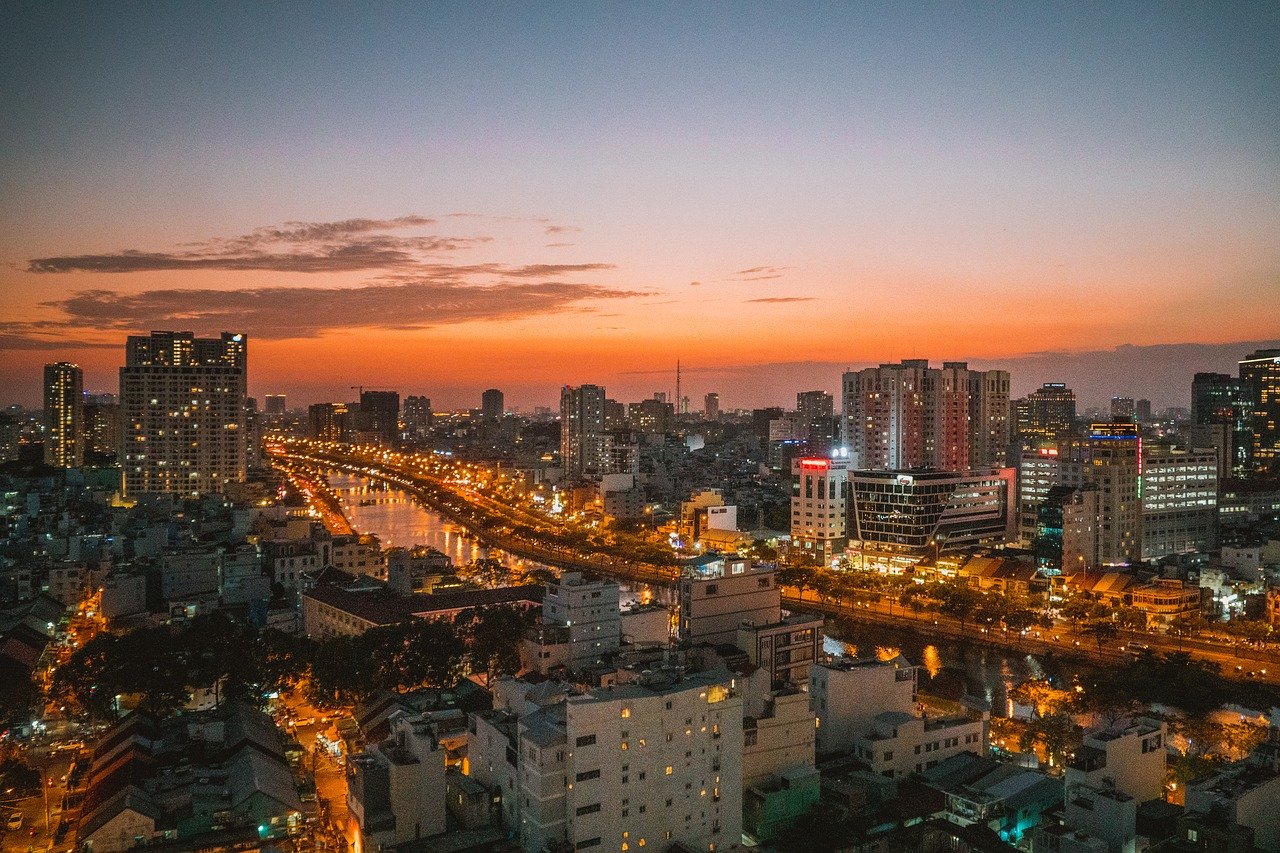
(267, 440, 678, 586)
(266, 439, 1280, 689)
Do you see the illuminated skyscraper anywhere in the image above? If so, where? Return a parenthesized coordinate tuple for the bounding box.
(969, 369, 1011, 469)
(120, 331, 247, 497)
(842, 360, 1010, 471)
(1068, 421, 1142, 569)
(83, 394, 121, 461)
(1014, 383, 1077, 445)
(308, 402, 351, 441)
(1240, 349, 1280, 472)
(43, 362, 83, 468)
(560, 384, 606, 479)
(403, 395, 432, 434)
(1190, 372, 1252, 474)
(842, 360, 928, 469)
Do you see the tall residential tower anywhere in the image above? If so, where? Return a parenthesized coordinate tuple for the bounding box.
(119, 331, 248, 497)
(1240, 349, 1280, 472)
(43, 362, 84, 468)
(560, 384, 607, 479)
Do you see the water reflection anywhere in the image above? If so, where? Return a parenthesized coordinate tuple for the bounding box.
(921, 645, 943, 678)
(327, 471, 551, 574)
(824, 623, 1062, 714)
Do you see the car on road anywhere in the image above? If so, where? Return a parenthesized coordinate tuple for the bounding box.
(7, 812, 24, 830)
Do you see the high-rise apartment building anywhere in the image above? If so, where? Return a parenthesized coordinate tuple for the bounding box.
(308, 402, 351, 441)
(1240, 349, 1280, 472)
(1065, 422, 1142, 569)
(1110, 397, 1135, 421)
(796, 389, 837, 451)
(1014, 383, 1076, 446)
(629, 395, 673, 435)
(119, 331, 247, 497)
(264, 394, 287, 415)
(842, 360, 1010, 471)
(1190, 372, 1252, 474)
(1141, 444, 1218, 559)
(704, 392, 720, 421)
(358, 390, 399, 443)
(969, 369, 1011, 469)
(403, 395, 432, 434)
(481, 388, 504, 420)
(790, 455, 851, 562)
(561, 384, 607, 479)
(83, 393, 120, 461)
(924, 362, 971, 471)
(43, 362, 83, 468)
(0, 413, 20, 463)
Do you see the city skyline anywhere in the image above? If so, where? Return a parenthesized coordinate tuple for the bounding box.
(2, 4, 1278, 409)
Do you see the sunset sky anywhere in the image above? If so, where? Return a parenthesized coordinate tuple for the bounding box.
(2, 3, 1278, 410)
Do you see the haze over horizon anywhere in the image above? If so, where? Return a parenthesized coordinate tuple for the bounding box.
(3, 4, 1278, 409)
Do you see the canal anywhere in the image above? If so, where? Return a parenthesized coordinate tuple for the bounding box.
(326, 470, 554, 576)
(328, 469, 1046, 709)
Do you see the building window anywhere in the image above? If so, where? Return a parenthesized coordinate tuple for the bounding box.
(576, 769, 600, 781)
(576, 734, 597, 747)
(576, 804, 601, 816)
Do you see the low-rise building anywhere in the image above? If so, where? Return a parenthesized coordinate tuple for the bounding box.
(742, 688, 816, 789)
(744, 765, 820, 843)
(348, 710, 447, 850)
(75, 704, 302, 853)
(810, 655, 917, 754)
(736, 612, 824, 689)
(679, 557, 780, 645)
(331, 533, 386, 579)
(1129, 580, 1204, 626)
(924, 755, 1061, 847)
(853, 710, 988, 780)
(302, 579, 543, 639)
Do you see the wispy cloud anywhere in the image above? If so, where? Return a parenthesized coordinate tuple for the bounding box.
(2, 279, 644, 343)
(730, 265, 791, 281)
(27, 215, 487, 275)
(745, 296, 814, 304)
(4, 214, 643, 349)
(544, 224, 582, 235)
